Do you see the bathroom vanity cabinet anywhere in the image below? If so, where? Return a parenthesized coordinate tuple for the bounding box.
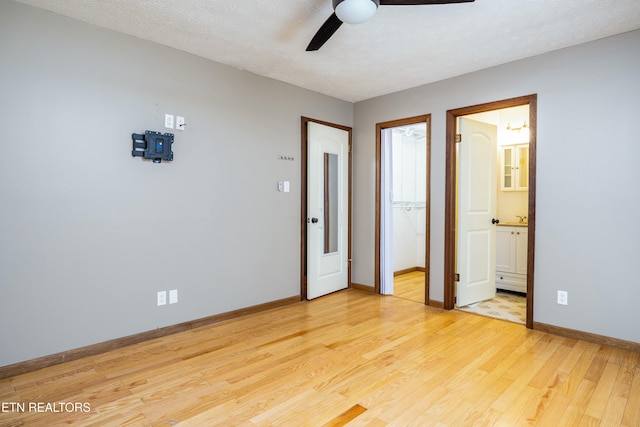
(496, 225, 527, 293)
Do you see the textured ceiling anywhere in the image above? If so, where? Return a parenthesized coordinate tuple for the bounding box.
(16, 0, 640, 102)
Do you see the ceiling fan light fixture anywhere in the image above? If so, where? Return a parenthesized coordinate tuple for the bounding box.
(334, 0, 379, 25)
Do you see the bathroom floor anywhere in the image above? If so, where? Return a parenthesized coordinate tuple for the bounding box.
(458, 290, 526, 324)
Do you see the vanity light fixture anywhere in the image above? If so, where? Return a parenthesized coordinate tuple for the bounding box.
(506, 121, 528, 132)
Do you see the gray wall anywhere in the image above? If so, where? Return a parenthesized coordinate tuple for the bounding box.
(352, 30, 640, 343)
(2, 1, 639, 367)
(0, 2, 352, 366)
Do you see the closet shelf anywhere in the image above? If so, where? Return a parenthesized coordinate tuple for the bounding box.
(392, 201, 426, 210)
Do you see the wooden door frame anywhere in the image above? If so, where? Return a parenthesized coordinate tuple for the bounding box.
(444, 95, 536, 328)
(375, 115, 431, 303)
(300, 117, 353, 300)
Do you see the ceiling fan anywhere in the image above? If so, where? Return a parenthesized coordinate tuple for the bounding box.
(306, 0, 475, 51)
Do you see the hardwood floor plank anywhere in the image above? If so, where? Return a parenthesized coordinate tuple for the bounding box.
(622, 362, 640, 426)
(458, 406, 503, 427)
(559, 345, 599, 398)
(248, 388, 337, 426)
(387, 385, 449, 425)
(557, 378, 598, 425)
(493, 385, 541, 426)
(1, 290, 639, 426)
(532, 391, 572, 426)
(584, 345, 614, 382)
(491, 337, 562, 413)
(579, 413, 602, 426)
(393, 271, 425, 304)
(449, 377, 511, 425)
(584, 361, 621, 419)
(528, 339, 572, 389)
(600, 388, 628, 427)
(323, 403, 367, 427)
(605, 357, 636, 425)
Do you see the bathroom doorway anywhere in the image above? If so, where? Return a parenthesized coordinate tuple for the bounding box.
(375, 115, 431, 304)
(456, 105, 530, 324)
(444, 95, 536, 328)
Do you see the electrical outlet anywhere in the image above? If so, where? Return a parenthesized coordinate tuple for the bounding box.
(557, 290, 568, 305)
(157, 291, 167, 306)
(169, 289, 178, 304)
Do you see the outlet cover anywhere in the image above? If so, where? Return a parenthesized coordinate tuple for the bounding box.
(157, 291, 167, 306)
(169, 289, 178, 304)
(557, 290, 568, 305)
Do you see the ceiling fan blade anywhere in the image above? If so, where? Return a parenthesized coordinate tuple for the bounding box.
(380, 0, 474, 5)
(306, 13, 343, 52)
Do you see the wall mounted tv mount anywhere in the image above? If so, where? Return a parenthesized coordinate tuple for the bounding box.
(132, 131, 174, 163)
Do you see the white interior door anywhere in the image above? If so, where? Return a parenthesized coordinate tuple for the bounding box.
(307, 121, 349, 299)
(456, 118, 498, 307)
(380, 128, 394, 295)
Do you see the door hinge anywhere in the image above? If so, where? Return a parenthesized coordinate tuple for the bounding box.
(455, 134, 462, 143)
(348, 145, 352, 153)
(454, 273, 460, 282)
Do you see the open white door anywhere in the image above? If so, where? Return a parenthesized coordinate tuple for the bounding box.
(456, 118, 498, 307)
(380, 128, 394, 295)
(307, 121, 349, 299)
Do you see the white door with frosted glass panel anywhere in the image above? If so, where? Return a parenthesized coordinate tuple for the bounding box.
(456, 118, 498, 307)
(307, 121, 349, 299)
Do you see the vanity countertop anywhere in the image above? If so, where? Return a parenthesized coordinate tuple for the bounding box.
(497, 222, 528, 227)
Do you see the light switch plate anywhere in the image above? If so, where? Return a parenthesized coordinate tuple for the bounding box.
(169, 289, 178, 304)
(165, 114, 174, 129)
(176, 116, 185, 130)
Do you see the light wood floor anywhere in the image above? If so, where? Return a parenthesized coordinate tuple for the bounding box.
(393, 270, 426, 304)
(2, 290, 639, 426)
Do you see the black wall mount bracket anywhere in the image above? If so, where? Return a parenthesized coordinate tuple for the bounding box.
(132, 131, 174, 163)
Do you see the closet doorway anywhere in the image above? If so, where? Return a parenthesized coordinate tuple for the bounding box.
(375, 115, 431, 305)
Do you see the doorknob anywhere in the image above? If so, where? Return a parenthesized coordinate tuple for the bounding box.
(492, 218, 500, 224)
(311, 217, 319, 224)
